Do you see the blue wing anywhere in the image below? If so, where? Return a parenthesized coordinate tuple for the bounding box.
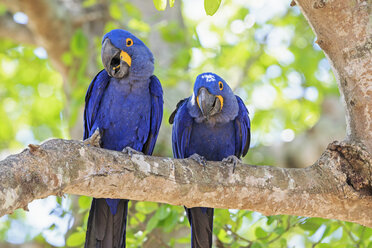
(234, 96, 251, 158)
(169, 98, 193, 159)
(83, 69, 110, 140)
(142, 75, 163, 155)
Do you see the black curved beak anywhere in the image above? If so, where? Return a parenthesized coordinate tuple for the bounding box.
(197, 87, 222, 118)
(101, 38, 130, 78)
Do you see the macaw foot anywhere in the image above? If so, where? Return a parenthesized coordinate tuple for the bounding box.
(222, 155, 241, 173)
(189, 153, 207, 170)
(122, 146, 143, 157)
(83, 128, 101, 147)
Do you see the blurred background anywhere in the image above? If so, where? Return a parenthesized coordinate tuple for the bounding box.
(0, 0, 370, 247)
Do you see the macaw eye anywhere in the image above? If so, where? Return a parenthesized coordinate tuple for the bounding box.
(126, 38, 133, 47)
(218, 81, 223, 90)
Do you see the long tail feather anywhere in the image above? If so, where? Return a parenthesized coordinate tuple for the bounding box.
(185, 207, 214, 248)
(85, 198, 129, 248)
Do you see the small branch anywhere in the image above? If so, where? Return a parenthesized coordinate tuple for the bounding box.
(224, 224, 253, 245)
(0, 139, 371, 228)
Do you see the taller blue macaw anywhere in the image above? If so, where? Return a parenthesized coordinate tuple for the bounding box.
(169, 72, 250, 248)
(83, 29, 163, 248)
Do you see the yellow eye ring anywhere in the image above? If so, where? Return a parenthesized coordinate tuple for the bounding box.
(218, 81, 223, 90)
(126, 38, 133, 47)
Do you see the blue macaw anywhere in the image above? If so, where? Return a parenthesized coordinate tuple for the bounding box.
(83, 29, 163, 248)
(169, 72, 250, 248)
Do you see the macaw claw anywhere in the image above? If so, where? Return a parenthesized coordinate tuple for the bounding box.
(222, 155, 241, 173)
(189, 153, 207, 169)
(122, 146, 143, 157)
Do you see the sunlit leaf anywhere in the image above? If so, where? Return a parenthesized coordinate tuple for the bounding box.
(153, 0, 167, 11)
(66, 232, 85, 247)
(255, 227, 267, 239)
(204, 0, 221, 15)
(146, 215, 159, 232)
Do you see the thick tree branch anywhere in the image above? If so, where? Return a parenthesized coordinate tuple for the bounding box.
(0, 13, 36, 45)
(0, 139, 371, 227)
(294, 0, 372, 153)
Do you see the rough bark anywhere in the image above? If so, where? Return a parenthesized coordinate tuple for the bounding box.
(295, 0, 372, 153)
(0, 138, 371, 227)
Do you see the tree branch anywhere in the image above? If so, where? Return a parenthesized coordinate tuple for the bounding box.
(0, 12, 36, 45)
(0, 139, 371, 227)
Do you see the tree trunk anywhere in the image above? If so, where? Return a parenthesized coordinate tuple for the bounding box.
(295, 0, 372, 153)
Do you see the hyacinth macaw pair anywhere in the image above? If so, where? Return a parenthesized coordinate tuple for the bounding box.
(83, 29, 251, 248)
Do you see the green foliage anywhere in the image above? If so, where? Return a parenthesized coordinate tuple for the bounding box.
(0, 40, 65, 149)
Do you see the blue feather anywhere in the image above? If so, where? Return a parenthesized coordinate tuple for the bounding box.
(234, 96, 251, 157)
(83, 69, 110, 140)
(143, 75, 163, 154)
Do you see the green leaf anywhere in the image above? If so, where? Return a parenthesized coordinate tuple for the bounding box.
(204, 0, 221, 16)
(153, 0, 167, 11)
(135, 202, 158, 214)
(163, 210, 179, 232)
(274, 227, 285, 235)
(251, 242, 262, 248)
(299, 218, 323, 235)
(66, 232, 85, 247)
(78, 196, 91, 210)
(155, 205, 170, 220)
(146, 215, 159, 232)
(255, 227, 267, 239)
(169, 0, 175, 7)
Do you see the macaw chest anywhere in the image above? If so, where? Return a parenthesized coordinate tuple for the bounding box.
(187, 121, 236, 161)
(94, 82, 151, 151)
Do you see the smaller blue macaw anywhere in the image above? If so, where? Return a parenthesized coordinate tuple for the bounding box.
(169, 72, 251, 248)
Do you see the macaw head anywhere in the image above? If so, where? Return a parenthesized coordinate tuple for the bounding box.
(101, 29, 154, 79)
(189, 72, 238, 123)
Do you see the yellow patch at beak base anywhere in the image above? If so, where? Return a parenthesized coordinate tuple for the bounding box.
(216, 95, 224, 110)
(120, 51, 132, 67)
